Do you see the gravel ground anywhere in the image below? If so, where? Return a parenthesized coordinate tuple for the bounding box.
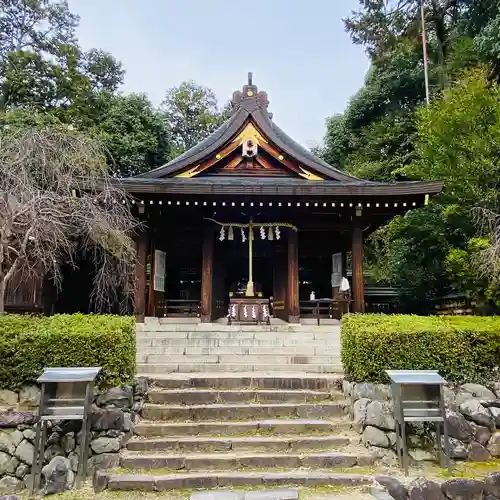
(17, 483, 374, 500)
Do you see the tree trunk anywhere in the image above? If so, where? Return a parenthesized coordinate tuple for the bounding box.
(0, 82, 11, 112)
(0, 281, 6, 314)
(430, 0, 449, 89)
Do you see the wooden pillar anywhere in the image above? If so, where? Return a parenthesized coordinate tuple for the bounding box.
(273, 245, 288, 321)
(134, 230, 149, 322)
(201, 225, 214, 323)
(147, 244, 156, 317)
(212, 247, 227, 321)
(352, 218, 365, 313)
(287, 229, 300, 323)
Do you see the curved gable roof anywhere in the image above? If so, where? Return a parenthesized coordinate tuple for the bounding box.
(251, 107, 369, 183)
(136, 108, 249, 179)
(136, 76, 369, 183)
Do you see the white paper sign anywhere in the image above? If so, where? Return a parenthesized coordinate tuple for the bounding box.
(153, 250, 166, 292)
(331, 253, 342, 288)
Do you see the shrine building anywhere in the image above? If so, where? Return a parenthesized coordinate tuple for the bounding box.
(4, 75, 442, 320)
(121, 75, 442, 324)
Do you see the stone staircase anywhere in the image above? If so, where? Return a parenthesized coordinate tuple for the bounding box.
(102, 373, 380, 492)
(136, 318, 342, 375)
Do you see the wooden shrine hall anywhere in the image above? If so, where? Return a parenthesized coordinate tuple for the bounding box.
(122, 74, 442, 323)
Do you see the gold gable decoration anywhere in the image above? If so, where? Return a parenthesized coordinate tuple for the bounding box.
(174, 119, 324, 181)
(298, 167, 323, 181)
(232, 123, 267, 146)
(176, 165, 201, 178)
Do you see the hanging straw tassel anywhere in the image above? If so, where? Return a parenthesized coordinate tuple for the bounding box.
(228, 225, 234, 240)
(268, 226, 274, 240)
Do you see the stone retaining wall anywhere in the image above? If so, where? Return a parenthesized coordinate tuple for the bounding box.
(0, 378, 148, 494)
(343, 380, 500, 465)
(375, 473, 500, 499)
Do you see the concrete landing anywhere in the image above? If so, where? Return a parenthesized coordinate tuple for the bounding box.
(137, 319, 342, 376)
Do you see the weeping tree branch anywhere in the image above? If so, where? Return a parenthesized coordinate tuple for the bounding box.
(0, 125, 138, 313)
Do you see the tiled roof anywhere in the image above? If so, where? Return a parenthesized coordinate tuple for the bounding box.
(135, 78, 367, 182)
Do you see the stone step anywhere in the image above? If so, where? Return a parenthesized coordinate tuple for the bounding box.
(140, 327, 339, 333)
(99, 471, 373, 491)
(137, 346, 341, 356)
(145, 373, 343, 390)
(158, 317, 200, 324)
(142, 402, 348, 421)
(141, 320, 340, 332)
(140, 333, 336, 343)
(138, 330, 340, 340)
(137, 363, 342, 374)
(136, 332, 340, 347)
(134, 419, 352, 437)
(119, 451, 376, 471)
(137, 339, 338, 349)
(137, 339, 339, 350)
(127, 435, 355, 453)
(137, 354, 341, 365)
(300, 318, 341, 325)
(147, 389, 334, 405)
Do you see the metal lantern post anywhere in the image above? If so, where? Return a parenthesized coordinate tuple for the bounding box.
(386, 370, 451, 476)
(31, 367, 101, 493)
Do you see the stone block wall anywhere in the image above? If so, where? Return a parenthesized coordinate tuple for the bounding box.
(0, 378, 148, 494)
(344, 380, 500, 465)
(375, 473, 500, 500)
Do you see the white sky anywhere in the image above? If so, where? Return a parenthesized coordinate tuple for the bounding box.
(68, 0, 370, 148)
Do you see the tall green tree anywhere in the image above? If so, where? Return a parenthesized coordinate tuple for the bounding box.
(345, 0, 479, 88)
(319, 38, 425, 181)
(0, 0, 78, 109)
(320, 114, 350, 168)
(368, 205, 456, 310)
(0, 0, 124, 111)
(80, 48, 125, 93)
(88, 92, 171, 177)
(161, 81, 226, 157)
(318, 1, 500, 311)
(369, 68, 500, 307)
(401, 67, 500, 208)
(474, 13, 500, 81)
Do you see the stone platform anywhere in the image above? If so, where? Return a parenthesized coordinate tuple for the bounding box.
(136, 318, 342, 376)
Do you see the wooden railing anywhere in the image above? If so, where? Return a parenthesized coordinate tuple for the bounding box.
(156, 299, 200, 318)
(300, 299, 351, 323)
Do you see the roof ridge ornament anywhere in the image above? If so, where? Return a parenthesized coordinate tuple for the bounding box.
(231, 72, 272, 117)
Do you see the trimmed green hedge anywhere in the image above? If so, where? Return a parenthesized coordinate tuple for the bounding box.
(0, 314, 136, 389)
(341, 314, 500, 384)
